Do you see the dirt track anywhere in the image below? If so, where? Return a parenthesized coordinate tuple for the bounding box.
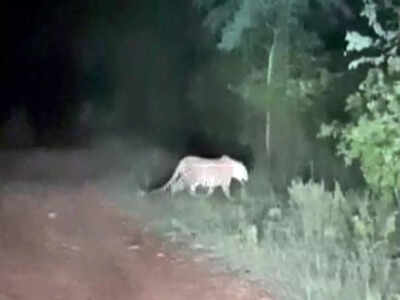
(0, 179, 271, 300)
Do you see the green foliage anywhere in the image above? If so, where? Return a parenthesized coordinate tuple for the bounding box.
(320, 0, 400, 194)
(346, 191, 398, 259)
(287, 178, 397, 255)
(345, 0, 399, 70)
(194, 0, 343, 53)
(115, 175, 400, 300)
(106, 145, 400, 300)
(194, 0, 341, 125)
(216, 0, 262, 52)
(319, 1, 400, 269)
(279, 181, 399, 299)
(194, 0, 347, 189)
(331, 68, 400, 192)
(288, 180, 348, 243)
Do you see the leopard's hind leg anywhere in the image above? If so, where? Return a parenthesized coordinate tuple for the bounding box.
(189, 184, 214, 198)
(204, 187, 215, 198)
(222, 184, 232, 199)
(189, 184, 200, 197)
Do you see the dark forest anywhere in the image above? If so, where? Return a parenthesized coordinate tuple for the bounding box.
(2, 1, 400, 299)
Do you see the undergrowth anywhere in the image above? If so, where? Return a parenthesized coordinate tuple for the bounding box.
(109, 176, 400, 300)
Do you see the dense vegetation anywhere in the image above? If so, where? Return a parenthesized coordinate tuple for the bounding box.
(118, 1, 399, 299)
(3, 0, 400, 298)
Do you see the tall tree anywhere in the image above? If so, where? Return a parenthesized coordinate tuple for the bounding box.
(193, 0, 352, 188)
(320, 0, 400, 252)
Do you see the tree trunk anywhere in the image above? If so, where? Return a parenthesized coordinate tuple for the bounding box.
(265, 0, 291, 189)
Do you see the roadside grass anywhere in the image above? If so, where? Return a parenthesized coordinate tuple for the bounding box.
(108, 174, 400, 300)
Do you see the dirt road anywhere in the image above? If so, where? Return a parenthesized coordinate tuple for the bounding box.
(0, 183, 271, 300)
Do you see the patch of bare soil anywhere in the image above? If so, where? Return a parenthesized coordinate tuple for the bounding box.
(0, 184, 271, 300)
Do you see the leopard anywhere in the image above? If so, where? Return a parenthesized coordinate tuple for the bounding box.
(151, 155, 249, 199)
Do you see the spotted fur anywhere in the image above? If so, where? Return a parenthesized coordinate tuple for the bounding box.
(155, 155, 248, 199)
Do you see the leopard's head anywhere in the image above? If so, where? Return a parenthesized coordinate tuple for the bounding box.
(233, 162, 249, 183)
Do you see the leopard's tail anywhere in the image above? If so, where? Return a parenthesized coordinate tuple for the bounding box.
(149, 162, 182, 194)
(160, 163, 182, 191)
